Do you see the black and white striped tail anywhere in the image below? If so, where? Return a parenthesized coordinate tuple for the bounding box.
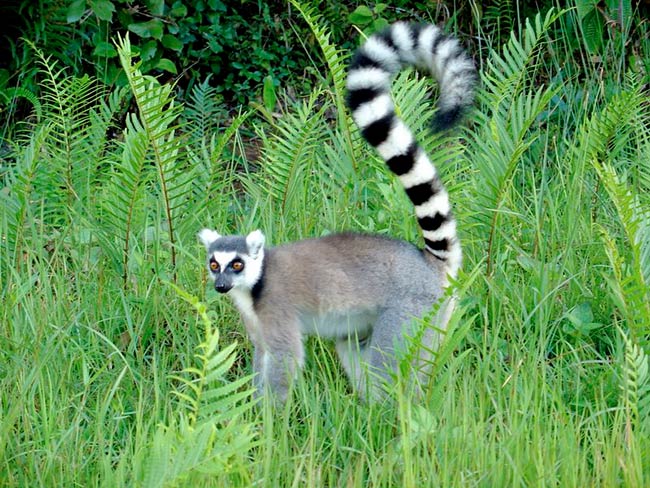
(346, 22, 476, 279)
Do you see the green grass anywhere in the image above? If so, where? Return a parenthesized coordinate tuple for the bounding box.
(2, 5, 650, 487)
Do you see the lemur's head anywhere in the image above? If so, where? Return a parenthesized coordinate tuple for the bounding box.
(198, 229, 265, 294)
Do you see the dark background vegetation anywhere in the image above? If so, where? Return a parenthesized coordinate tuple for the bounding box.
(2, 0, 648, 125)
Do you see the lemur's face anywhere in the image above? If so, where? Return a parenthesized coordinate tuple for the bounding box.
(198, 229, 265, 294)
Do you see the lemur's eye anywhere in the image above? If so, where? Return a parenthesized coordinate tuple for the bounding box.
(209, 260, 220, 272)
(231, 260, 244, 272)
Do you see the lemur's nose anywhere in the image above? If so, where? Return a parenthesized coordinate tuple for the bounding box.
(215, 282, 232, 294)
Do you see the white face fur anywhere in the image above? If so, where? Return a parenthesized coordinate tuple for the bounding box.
(198, 228, 266, 294)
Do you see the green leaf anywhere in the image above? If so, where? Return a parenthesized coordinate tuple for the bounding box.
(89, 0, 115, 21)
(580, 9, 604, 53)
(67, 0, 86, 22)
(139, 40, 158, 61)
(128, 19, 164, 40)
(567, 302, 594, 327)
(374, 3, 387, 14)
(288, 0, 358, 174)
(372, 18, 389, 32)
(207, 38, 223, 54)
(156, 58, 178, 74)
(606, 0, 632, 31)
(207, 0, 226, 11)
(262, 75, 276, 112)
(92, 41, 117, 58)
(147, 0, 165, 16)
(169, 2, 188, 17)
(563, 302, 603, 336)
(161, 34, 183, 51)
(348, 5, 373, 26)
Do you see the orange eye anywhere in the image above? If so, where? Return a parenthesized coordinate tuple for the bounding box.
(209, 261, 219, 272)
(231, 260, 244, 272)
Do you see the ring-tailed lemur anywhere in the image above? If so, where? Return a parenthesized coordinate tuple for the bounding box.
(199, 22, 476, 402)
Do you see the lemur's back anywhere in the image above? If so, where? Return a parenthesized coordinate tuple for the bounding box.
(262, 233, 448, 313)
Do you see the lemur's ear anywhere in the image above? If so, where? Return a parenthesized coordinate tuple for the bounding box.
(246, 230, 265, 259)
(198, 228, 221, 249)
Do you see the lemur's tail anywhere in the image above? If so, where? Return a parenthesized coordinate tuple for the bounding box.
(346, 22, 476, 278)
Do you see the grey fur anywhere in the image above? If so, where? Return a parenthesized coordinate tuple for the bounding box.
(200, 232, 453, 402)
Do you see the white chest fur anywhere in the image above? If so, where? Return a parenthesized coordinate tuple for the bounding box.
(229, 288, 262, 342)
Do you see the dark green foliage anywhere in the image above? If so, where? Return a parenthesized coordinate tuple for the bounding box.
(1, 0, 547, 123)
(575, 0, 633, 53)
(2, 0, 317, 107)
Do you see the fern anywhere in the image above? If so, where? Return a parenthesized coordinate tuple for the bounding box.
(619, 328, 650, 433)
(17, 43, 113, 227)
(243, 89, 330, 237)
(576, 79, 650, 349)
(133, 284, 256, 487)
(168, 285, 254, 425)
(171, 285, 253, 424)
(0, 126, 50, 271)
(183, 107, 251, 236)
(482, 9, 560, 97)
(99, 39, 250, 284)
(1, 49, 123, 269)
(573, 81, 645, 167)
(594, 169, 650, 349)
(483, 0, 515, 46)
(0, 86, 42, 129)
(289, 0, 360, 171)
(97, 112, 150, 287)
(117, 35, 190, 280)
(182, 75, 230, 149)
(468, 9, 561, 276)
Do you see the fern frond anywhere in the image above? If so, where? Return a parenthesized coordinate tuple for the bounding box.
(137, 413, 255, 488)
(182, 108, 251, 236)
(167, 283, 257, 424)
(207, 110, 251, 176)
(86, 85, 129, 180)
(620, 328, 650, 433)
(577, 79, 650, 348)
(483, 9, 560, 95)
(0, 86, 42, 123)
(288, 0, 359, 170)
(483, 0, 515, 44)
(22, 43, 111, 224)
(575, 86, 644, 164)
(468, 10, 560, 275)
(593, 162, 650, 348)
(117, 34, 190, 279)
(134, 284, 257, 487)
(246, 89, 329, 223)
(0, 125, 50, 269)
(97, 112, 149, 287)
(183, 75, 225, 147)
